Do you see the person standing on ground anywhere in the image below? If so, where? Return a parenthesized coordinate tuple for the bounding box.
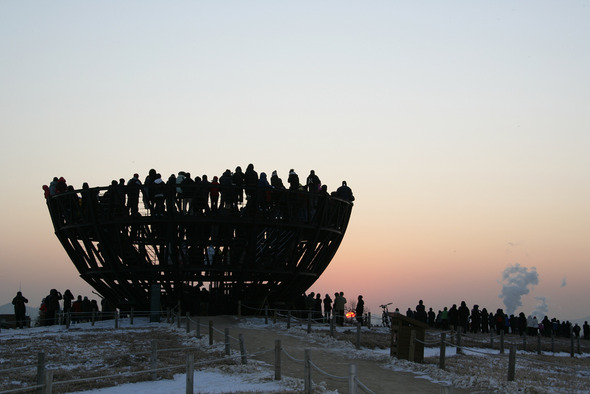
(356, 295, 364, 326)
(12, 291, 28, 328)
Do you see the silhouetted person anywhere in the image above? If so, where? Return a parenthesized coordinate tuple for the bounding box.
(63, 289, 74, 315)
(458, 301, 469, 333)
(335, 181, 355, 202)
(288, 169, 300, 190)
(306, 170, 321, 193)
(356, 295, 364, 325)
(44, 289, 62, 326)
(323, 293, 332, 323)
(12, 291, 28, 328)
(232, 166, 245, 205)
(127, 173, 142, 216)
(415, 300, 427, 323)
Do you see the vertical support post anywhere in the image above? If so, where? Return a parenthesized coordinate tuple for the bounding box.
(329, 315, 335, 337)
(36, 352, 45, 394)
(166, 308, 171, 324)
(239, 333, 247, 364)
(537, 332, 542, 355)
(42, 370, 53, 394)
(115, 310, 119, 329)
(456, 330, 462, 355)
(196, 318, 201, 338)
(356, 322, 361, 350)
(304, 349, 311, 394)
(273, 308, 277, 324)
(265, 305, 268, 325)
(439, 333, 446, 370)
(500, 330, 504, 354)
(348, 363, 357, 394)
(274, 340, 281, 380)
(577, 335, 581, 354)
(490, 331, 494, 349)
(238, 300, 241, 320)
(551, 329, 555, 353)
(367, 312, 371, 329)
(287, 312, 291, 329)
(150, 340, 158, 381)
(522, 334, 526, 352)
(130, 308, 134, 325)
(307, 312, 312, 334)
(507, 346, 516, 381)
(185, 353, 194, 394)
(92, 310, 95, 326)
(186, 313, 190, 333)
(408, 329, 416, 362)
(209, 320, 214, 346)
(224, 328, 230, 355)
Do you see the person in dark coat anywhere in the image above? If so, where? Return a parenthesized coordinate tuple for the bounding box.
(63, 289, 74, 315)
(12, 291, 28, 328)
(44, 289, 62, 326)
(356, 295, 365, 326)
(323, 293, 332, 323)
(415, 300, 427, 323)
(458, 301, 470, 333)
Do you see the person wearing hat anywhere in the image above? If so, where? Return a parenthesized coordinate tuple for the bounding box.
(356, 295, 365, 326)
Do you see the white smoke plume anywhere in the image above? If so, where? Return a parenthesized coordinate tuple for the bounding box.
(498, 263, 539, 315)
(531, 296, 549, 320)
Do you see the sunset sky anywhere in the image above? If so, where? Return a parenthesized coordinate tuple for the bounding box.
(1, 1, 588, 322)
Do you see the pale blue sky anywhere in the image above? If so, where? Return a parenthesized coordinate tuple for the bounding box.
(1, 1, 589, 320)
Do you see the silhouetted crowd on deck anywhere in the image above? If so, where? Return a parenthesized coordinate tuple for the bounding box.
(43, 166, 355, 223)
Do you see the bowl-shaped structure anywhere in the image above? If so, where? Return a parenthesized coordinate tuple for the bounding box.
(45, 182, 353, 314)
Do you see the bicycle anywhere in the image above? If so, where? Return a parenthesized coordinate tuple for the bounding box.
(380, 302, 393, 327)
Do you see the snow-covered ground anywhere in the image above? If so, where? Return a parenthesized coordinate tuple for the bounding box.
(1, 316, 590, 393)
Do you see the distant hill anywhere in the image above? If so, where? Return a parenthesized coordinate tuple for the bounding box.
(0, 303, 39, 321)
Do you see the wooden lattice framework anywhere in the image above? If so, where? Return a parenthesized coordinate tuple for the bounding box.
(45, 183, 353, 314)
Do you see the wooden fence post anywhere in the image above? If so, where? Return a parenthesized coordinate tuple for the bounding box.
(209, 320, 214, 346)
(186, 313, 190, 333)
(490, 331, 494, 349)
(186, 353, 194, 394)
(177, 300, 182, 328)
(570, 327, 575, 357)
(307, 312, 312, 334)
(500, 330, 504, 354)
(265, 305, 268, 324)
(238, 300, 241, 320)
(36, 352, 45, 394)
(456, 330, 462, 355)
(130, 308, 134, 325)
(507, 346, 516, 381)
(196, 318, 201, 338)
(408, 330, 416, 362)
(356, 322, 361, 350)
(367, 312, 371, 329)
(551, 330, 555, 353)
(273, 308, 277, 324)
(329, 315, 334, 337)
(304, 349, 311, 394)
(348, 363, 357, 394)
(287, 312, 291, 329)
(439, 333, 446, 370)
(224, 328, 230, 355)
(522, 334, 526, 352)
(150, 340, 158, 381)
(537, 332, 542, 355)
(274, 340, 281, 380)
(42, 370, 53, 394)
(239, 333, 247, 364)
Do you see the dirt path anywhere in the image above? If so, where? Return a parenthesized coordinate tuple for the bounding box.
(207, 316, 468, 393)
